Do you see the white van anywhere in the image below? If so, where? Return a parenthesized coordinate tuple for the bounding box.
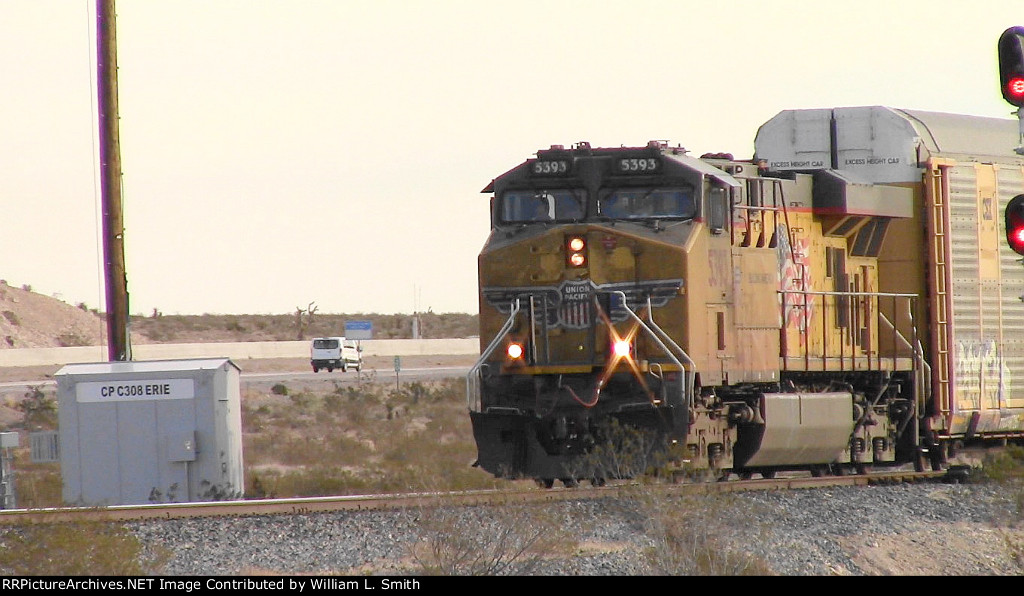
(310, 337, 363, 373)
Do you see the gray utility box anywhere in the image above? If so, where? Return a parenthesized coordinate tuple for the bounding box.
(56, 358, 244, 506)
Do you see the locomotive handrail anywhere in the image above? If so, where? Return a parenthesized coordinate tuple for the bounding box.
(778, 288, 921, 375)
(878, 309, 930, 390)
(466, 298, 521, 411)
(645, 294, 696, 408)
(778, 290, 918, 298)
(611, 291, 694, 409)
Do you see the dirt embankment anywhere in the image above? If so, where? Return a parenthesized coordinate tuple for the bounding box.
(0, 282, 106, 350)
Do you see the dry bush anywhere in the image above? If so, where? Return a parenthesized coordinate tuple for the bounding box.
(11, 461, 62, 509)
(562, 418, 675, 483)
(977, 446, 1024, 569)
(18, 385, 58, 430)
(624, 486, 773, 575)
(406, 498, 577, 575)
(240, 377, 506, 498)
(129, 312, 478, 343)
(0, 518, 169, 575)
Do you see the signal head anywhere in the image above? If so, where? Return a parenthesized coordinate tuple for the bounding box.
(998, 26, 1024, 107)
(1005, 194, 1024, 255)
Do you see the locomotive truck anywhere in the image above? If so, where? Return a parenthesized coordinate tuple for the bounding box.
(467, 106, 1024, 486)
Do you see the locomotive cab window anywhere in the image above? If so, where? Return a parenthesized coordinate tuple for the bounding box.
(500, 189, 585, 223)
(598, 186, 695, 220)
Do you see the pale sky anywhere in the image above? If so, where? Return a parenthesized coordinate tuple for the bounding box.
(2, 0, 1022, 316)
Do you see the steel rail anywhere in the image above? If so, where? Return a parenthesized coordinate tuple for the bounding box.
(0, 469, 950, 525)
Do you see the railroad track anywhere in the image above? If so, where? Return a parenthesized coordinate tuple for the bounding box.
(0, 468, 953, 525)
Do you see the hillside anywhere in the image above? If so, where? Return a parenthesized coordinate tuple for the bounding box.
(0, 282, 105, 349)
(0, 281, 478, 349)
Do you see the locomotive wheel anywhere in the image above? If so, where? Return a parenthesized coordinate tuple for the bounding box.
(536, 478, 555, 489)
(810, 465, 826, 477)
(561, 478, 579, 488)
(855, 462, 870, 475)
(738, 470, 753, 480)
(760, 469, 776, 479)
(590, 477, 606, 487)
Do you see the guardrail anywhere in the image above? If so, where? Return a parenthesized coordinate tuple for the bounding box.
(0, 338, 480, 368)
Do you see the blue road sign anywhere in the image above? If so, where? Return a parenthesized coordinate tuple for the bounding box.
(345, 320, 373, 340)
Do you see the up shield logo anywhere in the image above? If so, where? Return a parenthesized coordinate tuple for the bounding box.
(559, 280, 593, 328)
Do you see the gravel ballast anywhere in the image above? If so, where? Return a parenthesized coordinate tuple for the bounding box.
(128, 482, 1023, 576)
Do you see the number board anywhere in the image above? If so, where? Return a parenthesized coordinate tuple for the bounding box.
(613, 156, 661, 174)
(530, 159, 572, 176)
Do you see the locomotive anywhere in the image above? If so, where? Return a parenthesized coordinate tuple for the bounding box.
(467, 106, 1024, 486)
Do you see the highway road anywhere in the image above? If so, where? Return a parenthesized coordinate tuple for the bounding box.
(0, 361, 473, 400)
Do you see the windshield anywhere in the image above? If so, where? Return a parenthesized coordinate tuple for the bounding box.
(500, 189, 585, 223)
(599, 187, 696, 220)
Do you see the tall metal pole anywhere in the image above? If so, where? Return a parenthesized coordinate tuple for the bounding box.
(97, 0, 131, 361)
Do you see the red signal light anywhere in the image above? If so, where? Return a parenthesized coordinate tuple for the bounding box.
(1012, 226, 1024, 246)
(1009, 77, 1024, 99)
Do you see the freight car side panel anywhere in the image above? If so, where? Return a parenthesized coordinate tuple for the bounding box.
(930, 159, 1024, 434)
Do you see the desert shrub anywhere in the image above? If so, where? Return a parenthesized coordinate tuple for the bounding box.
(2, 310, 19, 326)
(407, 498, 577, 576)
(0, 519, 167, 575)
(19, 386, 57, 430)
(57, 330, 91, 347)
(977, 445, 1024, 568)
(629, 488, 773, 575)
(978, 445, 1024, 484)
(12, 461, 62, 509)
(246, 467, 373, 499)
(125, 311, 478, 343)
(559, 418, 673, 484)
(288, 390, 319, 411)
(238, 377, 504, 497)
(271, 383, 289, 396)
(224, 319, 246, 332)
